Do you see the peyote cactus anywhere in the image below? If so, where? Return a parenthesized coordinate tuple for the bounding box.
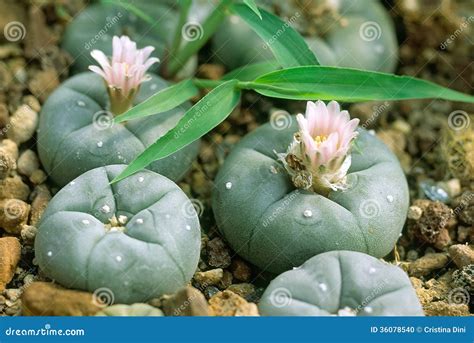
(61, 1, 196, 77)
(259, 251, 424, 316)
(35, 165, 201, 304)
(212, 0, 398, 72)
(38, 36, 199, 186)
(212, 101, 409, 274)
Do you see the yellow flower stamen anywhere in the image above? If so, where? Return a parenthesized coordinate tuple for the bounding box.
(313, 135, 328, 146)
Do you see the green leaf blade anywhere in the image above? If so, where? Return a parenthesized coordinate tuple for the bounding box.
(243, 0, 262, 19)
(115, 79, 199, 123)
(249, 66, 474, 103)
(112, 80, 241, 183)
(231, 3, 319, 68)
(222, 60, 280, 81)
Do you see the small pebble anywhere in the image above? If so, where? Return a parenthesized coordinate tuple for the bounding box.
(207, 237, 231, 268)
(29, 169, 47, 184)
(17, 149, 39, 177)
(0, 237, 21, 292)
(7, 105, 38, 144)
(407, 205, 423, 220)
(448, 244, 474, 268)
(203, 286, 220, 299)
(194, 268, 223, 287)
(408, 253, 449, 277)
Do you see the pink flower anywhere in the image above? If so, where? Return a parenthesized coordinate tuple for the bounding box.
(88, 35, 159, 114)
(279, 101, 359, 194)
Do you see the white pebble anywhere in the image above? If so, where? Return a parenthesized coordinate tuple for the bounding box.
(185, 225, 191, 231)
(136, 218, 144, 224)
(318, 283, 328, 292)
(386, 195, 394, 203)
(47, 251, 52, 257)
(116, 255, 122, 262)
(369, 267, 376, 274)
(101, 205, 111, 213)
(364, 306, 373, 313)
(303, 209, 313, 218)
(77, 100, 86, 107)
(97, 141, 103, 148)
(82, 219, 90, 225)
(225, 182, 232, 189)
(138, 176, 144, 183)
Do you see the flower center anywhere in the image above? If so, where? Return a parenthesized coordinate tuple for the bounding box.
(313, 135, 328, 146)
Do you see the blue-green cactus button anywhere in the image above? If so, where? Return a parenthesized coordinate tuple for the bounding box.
(35, 165, 201, 304)
(259, 251, 424, 316)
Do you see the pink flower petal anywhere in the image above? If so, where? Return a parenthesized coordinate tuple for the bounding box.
(90, 50, 110, 70)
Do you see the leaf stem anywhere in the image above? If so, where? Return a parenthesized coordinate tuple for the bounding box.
(168, 0, 192, 63)
(166, 0, 234, 77)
